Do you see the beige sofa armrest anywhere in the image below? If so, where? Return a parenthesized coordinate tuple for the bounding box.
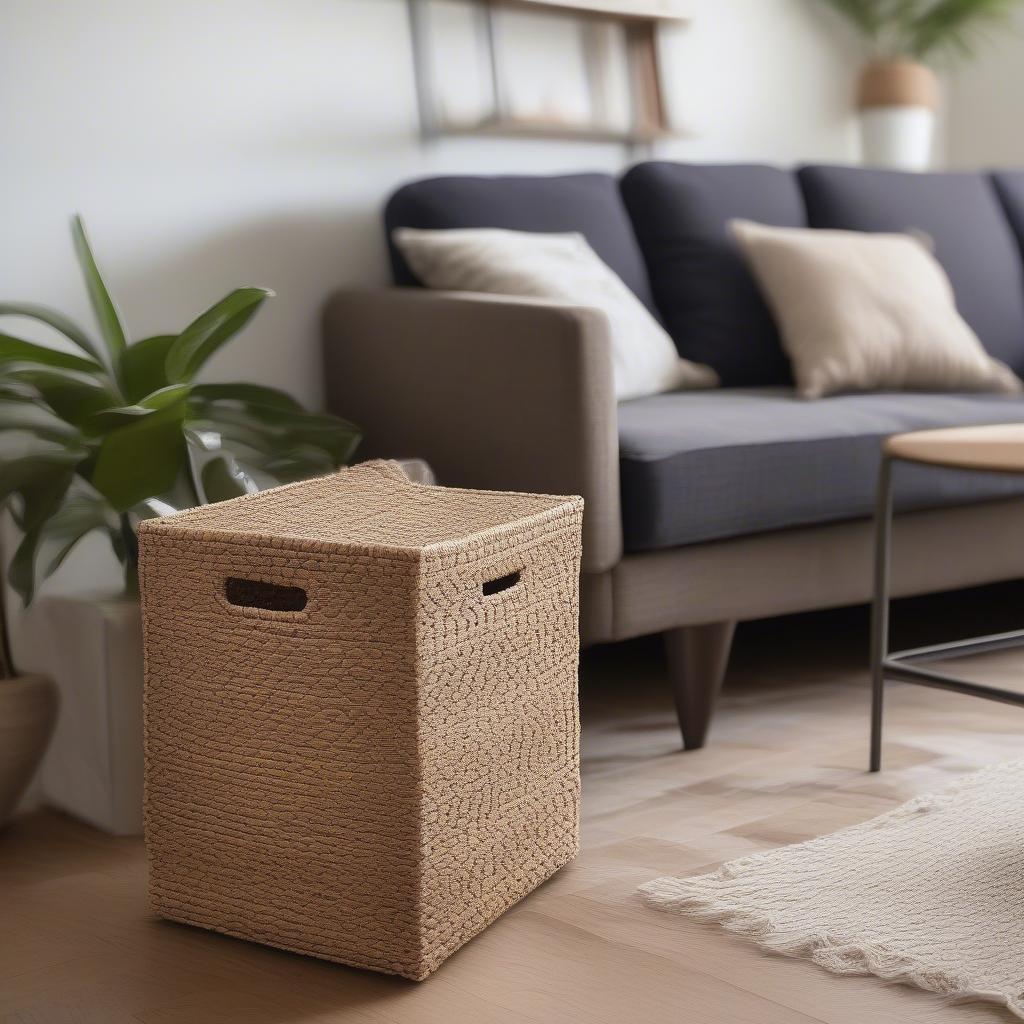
(322, 288, 621, 572)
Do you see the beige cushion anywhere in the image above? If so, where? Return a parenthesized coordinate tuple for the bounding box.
(393, 227, 718, 402)
(730, 219, 1022, 399)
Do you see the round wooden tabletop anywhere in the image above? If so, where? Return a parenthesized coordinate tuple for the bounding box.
(884, 423, 1024, 473)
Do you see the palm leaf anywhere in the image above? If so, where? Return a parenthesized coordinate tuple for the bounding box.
(164, 288, 273, 383)
(0, 333, 103, 374)
(120, 334, 176, 403)
(189, 382, 303, 412)
(71, 215, 128, 373)
(906, 0, 1020, 60)
(0, 304, 103, 363)
(37, 487, 119, 579)
(7, 468, 76, 605)
(815, 0, 898, 38)
(0, 399, 83, 445)
(4, 364, 119, 425)
(89, 403, 187, 512)
(81, 383, 192, 433)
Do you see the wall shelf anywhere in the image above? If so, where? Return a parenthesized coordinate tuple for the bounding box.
(437, 116, 677, 145)
(498, 0, 688, 22)
(408, 0, 686, 148)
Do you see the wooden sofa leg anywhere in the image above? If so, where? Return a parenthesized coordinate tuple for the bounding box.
(664, 622, 737, 751)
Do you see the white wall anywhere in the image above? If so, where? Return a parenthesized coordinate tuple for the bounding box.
(0, 0, 861, 615)
(2, 0, 860, 405)
(946, 11, 1024, 169)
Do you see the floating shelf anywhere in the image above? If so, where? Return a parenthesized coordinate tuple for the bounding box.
(408, 0, 685, 147)
(500, 0, 688, 22)
(436, 115, 677, 145)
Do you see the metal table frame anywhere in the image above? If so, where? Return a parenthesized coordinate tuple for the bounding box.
(870, 453, 1024, 772)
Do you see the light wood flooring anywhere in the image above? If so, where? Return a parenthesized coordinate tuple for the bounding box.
(5, 585, 1024, 1024)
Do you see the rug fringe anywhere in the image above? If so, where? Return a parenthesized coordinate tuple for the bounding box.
(638, 880, 1024, 1020)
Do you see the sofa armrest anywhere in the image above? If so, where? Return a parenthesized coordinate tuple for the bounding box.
(322, 288, 621, 572)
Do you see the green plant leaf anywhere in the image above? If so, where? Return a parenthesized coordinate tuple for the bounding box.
(120, 334, 176, 402)
(190, 402, 361, 465)
(189, 382, 303, 412)
(38, 489, 118, 579)
(0, 332, 104, 373)
(816, 0, 888, 38)
(0, 398, 83, 445)
(0, 302, 103, 363)
(199, 456, 253, 503)
(89, 403, 187, 512)
(257, 444, 337, 483)
(4, 364, 119, 425)
(7, 469, 76, 606)
(905, 0, 1020, 60)
(0, 449, 82, 511)
(80, 383, 192, 433)
(71, 215, 128, 372)
(164, 288, 273, 383)
(8, 529, 42, 605)
(184, 428, 259, 504)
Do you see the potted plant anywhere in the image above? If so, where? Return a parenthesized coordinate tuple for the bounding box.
(817, 0, 1021, 169)
(0, 216, 361, 833)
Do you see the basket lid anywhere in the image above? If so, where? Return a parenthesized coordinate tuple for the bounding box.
(138, 460, 581, 553)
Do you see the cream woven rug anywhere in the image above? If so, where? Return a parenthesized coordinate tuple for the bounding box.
(640, 761, 1024, 1018)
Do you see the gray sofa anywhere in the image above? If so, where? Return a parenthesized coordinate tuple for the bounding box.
(322, 163, 1024, 749)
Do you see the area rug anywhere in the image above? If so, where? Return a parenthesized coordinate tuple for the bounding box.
(640, 761, 1024, 1018)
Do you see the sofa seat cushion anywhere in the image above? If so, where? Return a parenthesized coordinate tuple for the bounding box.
(384, 173, 658, 313)
(799, 166, 1024, 376)
(619, 389, 1024, 552)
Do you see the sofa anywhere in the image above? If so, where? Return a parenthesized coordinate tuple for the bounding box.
(322, 163, 1024, 749)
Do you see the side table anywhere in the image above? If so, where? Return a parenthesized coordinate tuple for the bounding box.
(871, 424, 1024, 771)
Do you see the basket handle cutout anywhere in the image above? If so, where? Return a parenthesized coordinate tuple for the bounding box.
(482, 570, 521, 597)
(225, 577, 307, 612)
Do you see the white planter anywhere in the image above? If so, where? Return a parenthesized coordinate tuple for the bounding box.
(37, 595, 144, 835)
(860, 105, 935, 171)
(857, 59, 939, 173)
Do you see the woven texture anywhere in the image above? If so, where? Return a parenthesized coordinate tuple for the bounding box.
(139, 461, 583, 980)
(641, 759, 1024, 1018)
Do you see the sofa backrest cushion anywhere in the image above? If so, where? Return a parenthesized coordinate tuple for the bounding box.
(991, 172, 1024, 259)
(620, 162, 806, 386)
(384, 173, 657, 313)
(799, 165, 1024, 374)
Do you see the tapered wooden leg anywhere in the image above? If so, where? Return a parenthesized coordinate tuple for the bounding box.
(664, 621, 737, 751)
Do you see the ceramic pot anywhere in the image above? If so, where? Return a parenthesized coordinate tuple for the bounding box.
(0, 674, 58, 827)
(857, 59, 939, 171)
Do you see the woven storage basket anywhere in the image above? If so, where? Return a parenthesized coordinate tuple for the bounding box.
(139, 460, 583, 980)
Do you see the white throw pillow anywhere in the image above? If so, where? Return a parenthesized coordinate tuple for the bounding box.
(393, 227, 718, 402)
(730, 219, 1022, 399)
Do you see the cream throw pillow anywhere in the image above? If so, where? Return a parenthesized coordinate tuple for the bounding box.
(393, 227, 718, 402)
(730, 219, 1022, 399)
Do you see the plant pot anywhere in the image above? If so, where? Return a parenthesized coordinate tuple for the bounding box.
(37, 595, 144, 835)
(857, 59, 939, 171)
(0, 674, 58, 827)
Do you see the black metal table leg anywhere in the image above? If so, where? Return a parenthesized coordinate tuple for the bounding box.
(868, 449, 1024, 773)
(869, 458, 893, 773)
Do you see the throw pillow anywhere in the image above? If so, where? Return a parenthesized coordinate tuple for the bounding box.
(730, 219, 1021, 399)
(393, 227, 718, 402)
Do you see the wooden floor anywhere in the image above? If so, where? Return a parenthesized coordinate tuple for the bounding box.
(5, 587, 1024, 1024)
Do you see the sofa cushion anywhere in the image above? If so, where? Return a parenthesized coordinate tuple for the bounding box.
(799, 166, 1024, 375)
(991, 172, 1024, 258)
(729, 219, 1020, 399)
(619, 389, 1024, 552)
(384, 173, 657, 313)
(619, 162, 806, 386)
